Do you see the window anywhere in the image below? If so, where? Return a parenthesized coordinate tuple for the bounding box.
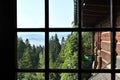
(2, 0, 119, 80)
(16, 0, 79, 80)
(49, 0, 74, 28)
(17, 32, 45, 69)
(49, 32, 78, 69)
(81, 0, 120, 80)
(17, 0, 45, 28)
(82, 0, 110, 28)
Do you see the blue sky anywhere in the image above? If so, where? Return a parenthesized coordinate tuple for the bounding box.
(17, 32, 71, 46)
(17, 0, 44, 28)
(17, 32, 45, 46)
(49, 0, 74, 28)
(17, 0, 74, 28)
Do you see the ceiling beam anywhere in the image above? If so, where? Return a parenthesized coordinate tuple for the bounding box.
(83, 9, 109, 14)
(84, 3, 110, 7)
(83, 14, 107, 17)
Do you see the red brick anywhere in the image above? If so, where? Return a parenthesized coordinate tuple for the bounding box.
(116, 32, 120, 42)
(116, 43, 120, 56)
(94, 32, 99, 41)
(101, 32, 111, 41)
(94, 32, 101, 48)
(116, 32, 120, 56)
(101, 42, 111, 52)
(101, 50, 111, 62)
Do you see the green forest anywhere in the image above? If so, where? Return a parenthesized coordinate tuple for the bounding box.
(17, 37, 45, 80)
(17, 32, 78, 80)
(49, 32, 78, 80)
(17, 32, 93, 80)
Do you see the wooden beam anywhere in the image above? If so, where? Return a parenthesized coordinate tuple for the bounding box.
(83, 9, 108, 14)
(85, 4, 110, 7)
(83, 14, 106, 17)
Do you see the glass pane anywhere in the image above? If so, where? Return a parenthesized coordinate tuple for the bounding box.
(116, 73, 120, 80)
(84, 73, 111, 80)
(49, 32, 78, 69)
(17, 72, 45, 80)
(82, 0, 110, 28)
(81, 32, 111, 69)
(17, 0, 44, 28)
(17, 32, 45, 69)
(116, 32, 120, 69)
(115, 0, 120, 28)
(49, 0, 75, 28)
(49, 73, 78, 80)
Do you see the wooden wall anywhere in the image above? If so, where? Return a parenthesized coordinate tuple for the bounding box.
(116, 32, 120, 56)
(93, 7, 120, 69)
(94, 32, 111, 69)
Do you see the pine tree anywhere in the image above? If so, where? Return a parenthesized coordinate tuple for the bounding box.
(25, 38, 31, 49)
(61, 37, 65, 46)
(59, 32, 78, 69)
(17, 37, 26, 60)
(38, 49, 45, 69)
(49, 34, 61, 68)
(30, 45, 39, 68)
(17, 37, 45, 79)
(18, 47, 32, 69)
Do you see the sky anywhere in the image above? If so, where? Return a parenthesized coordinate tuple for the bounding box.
(17, 32, 71, 46)
(49, 32, 71, 43)
(17, 32, 45, 46)
(17, 0, 74, 28)
(17, 0, 44, 28)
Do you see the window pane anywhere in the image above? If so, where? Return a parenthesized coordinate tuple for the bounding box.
(17, 72, 45, 80)
(17, 0, 44, 28)
(49, 73, 78, 80)
(81, 32, 93, 69)
(115, 0, 120, 28)
(82, 0, 110, 28)
(86, 73, 111, 80)
(17, 32, 45, 69)
(49, 0, 75, 28)
(82, 32, 111, 69)
(116, 32, 120, 69)
(116, 73, 120, 80)
(49, 32, 78, 69)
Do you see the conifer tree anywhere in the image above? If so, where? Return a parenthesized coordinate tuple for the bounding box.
(49, 34, 61, 68)
(17, 37, 26, 60)
(18, 47, 32, 69)
(61, 37, 65, 46)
